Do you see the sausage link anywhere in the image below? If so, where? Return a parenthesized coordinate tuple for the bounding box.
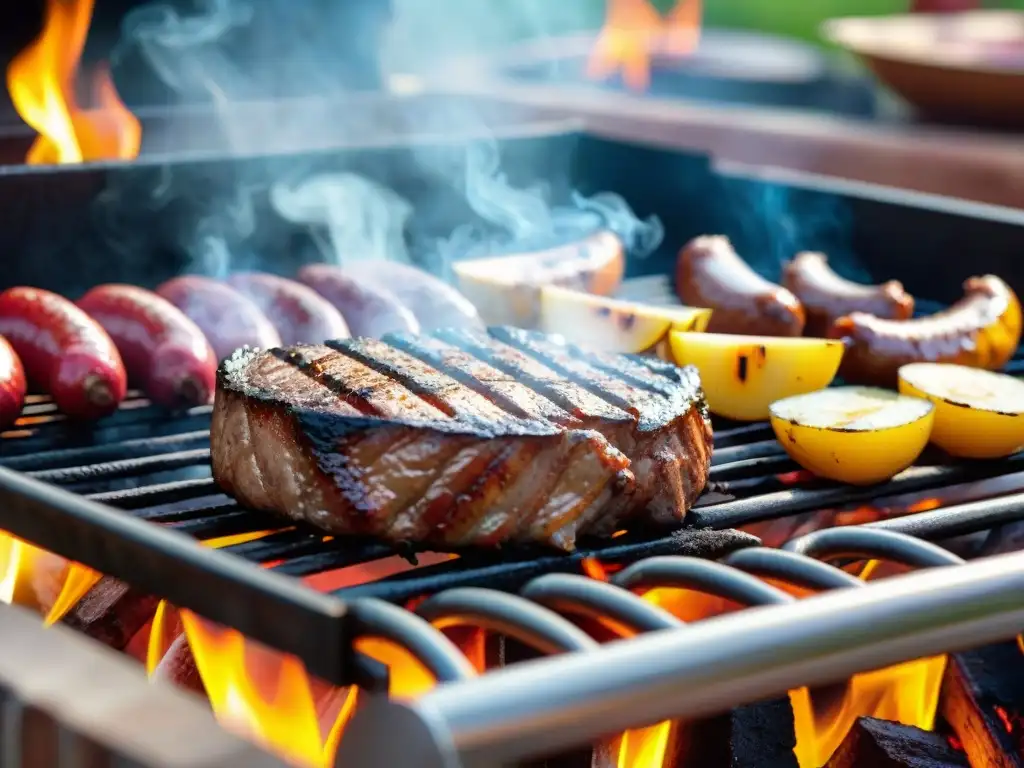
(348, 261, 484, 332)
(675, 235, 805, 337)
(0, 335, 26, 429)
(78, 285, 218, 409)
(156, 276, 282, 360)
(227, 272, 350, 345)
(783, 251, 914, 337)
(829, 274, 1022, 387)
(0, 288, 127, 420)
(297, 264, 420, 338)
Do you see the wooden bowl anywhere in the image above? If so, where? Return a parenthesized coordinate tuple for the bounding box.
(822, 11, 1024, 126)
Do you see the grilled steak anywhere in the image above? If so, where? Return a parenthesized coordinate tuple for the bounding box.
(211, 327, 712, 550)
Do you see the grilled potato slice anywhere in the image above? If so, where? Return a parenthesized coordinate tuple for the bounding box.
(770, 386, 934, 485)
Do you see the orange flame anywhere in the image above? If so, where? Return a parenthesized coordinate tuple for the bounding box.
(787, 564, 947, 767)
(789, 657, 947, 767)
(7, 0, 141, 164)
(587, 0, 702, 91)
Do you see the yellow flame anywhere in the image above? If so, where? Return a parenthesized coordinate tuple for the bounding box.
(7, 0, 141, 164)
(44, 564, 102, 625)
(789, 656, 947, 767)
(182, 611, 326, 768)
(616, 721, 674, 767)
(788, 563, 946, 766)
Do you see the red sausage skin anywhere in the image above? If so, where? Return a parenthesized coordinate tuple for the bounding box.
(0, 335, 26, 428)
(0, 288, 127, 420)
(156, 276, 282, 360)
(78, 285, 218, 409)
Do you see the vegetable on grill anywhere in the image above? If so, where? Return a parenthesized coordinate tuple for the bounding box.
(769, 386, 934, 485)
(898, 362, 1024, 459)
(668, 331, 844, 421)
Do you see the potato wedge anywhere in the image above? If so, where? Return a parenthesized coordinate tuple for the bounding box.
(452, 230, 624, 327)
(898, 362, 1024, 459)
(537, 285, 711, 354)
(668, 332, 844, 421)
(770, 387, 934, 485)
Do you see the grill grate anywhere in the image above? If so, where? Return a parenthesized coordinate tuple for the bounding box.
(2, 290, 1024, 684)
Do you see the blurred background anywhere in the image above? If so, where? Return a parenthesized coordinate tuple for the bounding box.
(387, 0, 1024, 57)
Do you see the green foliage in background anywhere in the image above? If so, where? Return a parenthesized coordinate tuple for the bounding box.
(409, 0, 1024, 49)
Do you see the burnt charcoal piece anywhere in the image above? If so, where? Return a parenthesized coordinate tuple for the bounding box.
(672, 699, 798, 768)
(825, 716, 969, 768)
(941, 643, 1024, 767)
(60, 576, 159, 651)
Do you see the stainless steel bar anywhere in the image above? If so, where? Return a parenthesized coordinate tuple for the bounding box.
(335, 551, 1024, 768)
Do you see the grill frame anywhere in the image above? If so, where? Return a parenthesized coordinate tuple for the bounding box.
(2, 133, 1024, 689)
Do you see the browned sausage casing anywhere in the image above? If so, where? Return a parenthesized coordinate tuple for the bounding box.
(783, 251, 915, 337)
(828, 274, 1023, 387)
(675, 235, 805, 337)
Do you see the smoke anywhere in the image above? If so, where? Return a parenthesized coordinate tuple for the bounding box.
(723, 177, 858, 283)
(104, 0, 662, 280)
(270, 173, 413, 265)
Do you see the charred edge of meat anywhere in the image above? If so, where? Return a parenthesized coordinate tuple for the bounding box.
(216, 342, 566, 441)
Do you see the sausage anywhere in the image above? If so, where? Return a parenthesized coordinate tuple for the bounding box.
(0, 288, 127, 420)
(829, 274, 1023, 387)
(297, 263, 420, 338)
(156, 275, 282, 360)
(783, 251, 915, 337)
(78, 285, 218, 409)
(347, 261, 484, 333)
(227, 272, 350, 345)
(0, 335, 26, 429)
(675, 235, 805, 337)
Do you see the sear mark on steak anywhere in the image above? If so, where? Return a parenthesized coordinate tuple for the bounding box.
(211, 327, 713, 550)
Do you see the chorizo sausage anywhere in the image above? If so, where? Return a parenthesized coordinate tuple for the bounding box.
(348, 261, 484, 332)
(0, 335, 26, 429)
(675, 235, 805, 337)
(227, 272, 350, 345)
(783, 251, 915, 337)
(78, 285, 218, 409)
(829, 274, 1022, 387)
(297, 264, 420, 338)
(0, 288, 127, 420)
(156, 276, 282, 360)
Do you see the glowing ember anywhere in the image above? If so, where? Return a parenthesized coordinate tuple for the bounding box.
(7, 0, 141, 164)
(587, 0, 702, 91)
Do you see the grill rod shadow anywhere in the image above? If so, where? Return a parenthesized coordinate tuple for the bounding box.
(334, 550, 1024, 768)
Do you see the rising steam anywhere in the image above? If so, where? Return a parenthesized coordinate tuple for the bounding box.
(106, 0, 664, 279)
(270, 173, 413, 265)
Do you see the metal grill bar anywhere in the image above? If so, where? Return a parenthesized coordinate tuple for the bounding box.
(334, 549, 1024, 768)
(0, 466, 351, 684)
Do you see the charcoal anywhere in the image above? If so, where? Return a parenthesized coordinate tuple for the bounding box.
(941, 643, 1024, 767)
(825, 717, 968, 768)
(672, 699, 798, 768)
(60, 576, 159, 651)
